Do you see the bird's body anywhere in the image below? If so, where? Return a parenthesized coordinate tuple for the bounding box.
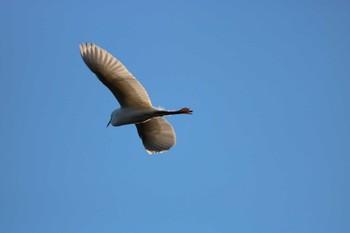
(109, 107, 192, 127)
(79, 43, 192, 154)
(109, 107, 156, 127)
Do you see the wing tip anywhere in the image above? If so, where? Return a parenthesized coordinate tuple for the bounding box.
(79, 43, 85, 56)
(79, 42, 99, 65)
(146, 149, 170, 155)
(79, 42, 96, 52)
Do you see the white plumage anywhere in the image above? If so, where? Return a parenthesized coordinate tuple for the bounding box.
(80, 43, 192, 154)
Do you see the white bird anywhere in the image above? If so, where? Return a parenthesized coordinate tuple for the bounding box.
(79, 43, 192, 154)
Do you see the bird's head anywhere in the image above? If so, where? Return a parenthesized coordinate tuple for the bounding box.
(106, 109, 120, 127)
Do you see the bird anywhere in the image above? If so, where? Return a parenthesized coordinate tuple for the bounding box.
(79, 43, 192, 154)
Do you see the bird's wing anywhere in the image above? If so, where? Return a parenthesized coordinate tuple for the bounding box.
(136, 117, 176, 154)
(80, 43, 152, 108)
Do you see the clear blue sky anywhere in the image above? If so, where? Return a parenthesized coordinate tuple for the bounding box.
(1, 0, 349, 232)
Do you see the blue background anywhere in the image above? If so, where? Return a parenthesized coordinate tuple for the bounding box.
(1, 0, 349, 232)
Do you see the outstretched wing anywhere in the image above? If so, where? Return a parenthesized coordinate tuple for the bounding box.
(136, 117, 176, 154)
(80, 43, 152, 108)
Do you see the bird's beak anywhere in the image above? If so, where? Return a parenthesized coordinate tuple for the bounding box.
(106, 118, 111, 127)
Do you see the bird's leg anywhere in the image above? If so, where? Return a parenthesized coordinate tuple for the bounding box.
(174, 108, 193, 114)
(155, 108, 193, 117)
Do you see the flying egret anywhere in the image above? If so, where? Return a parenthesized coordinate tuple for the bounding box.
(79, 43, 192, 154)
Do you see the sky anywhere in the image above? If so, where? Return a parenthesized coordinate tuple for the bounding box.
(1, 0, 349, 232)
